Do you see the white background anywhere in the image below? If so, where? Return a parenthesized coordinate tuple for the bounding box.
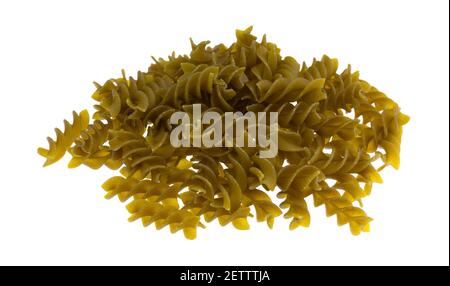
(0, 0, 448, 266)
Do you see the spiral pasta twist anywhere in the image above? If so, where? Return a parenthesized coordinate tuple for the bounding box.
(68, 119, 120, 170)
(38, 110, 89, 166)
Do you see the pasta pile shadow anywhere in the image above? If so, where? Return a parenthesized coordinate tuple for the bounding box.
(38, 27, 409, 239)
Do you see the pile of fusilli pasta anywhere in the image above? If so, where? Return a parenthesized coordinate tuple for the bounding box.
(38, 27, 409, 239)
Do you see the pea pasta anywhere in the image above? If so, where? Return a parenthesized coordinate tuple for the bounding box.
(38, 27, 409, 239)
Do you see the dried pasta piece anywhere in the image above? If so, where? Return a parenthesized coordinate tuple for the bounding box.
(38, 110, 89, 166)
(39, 26, 408, 239)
